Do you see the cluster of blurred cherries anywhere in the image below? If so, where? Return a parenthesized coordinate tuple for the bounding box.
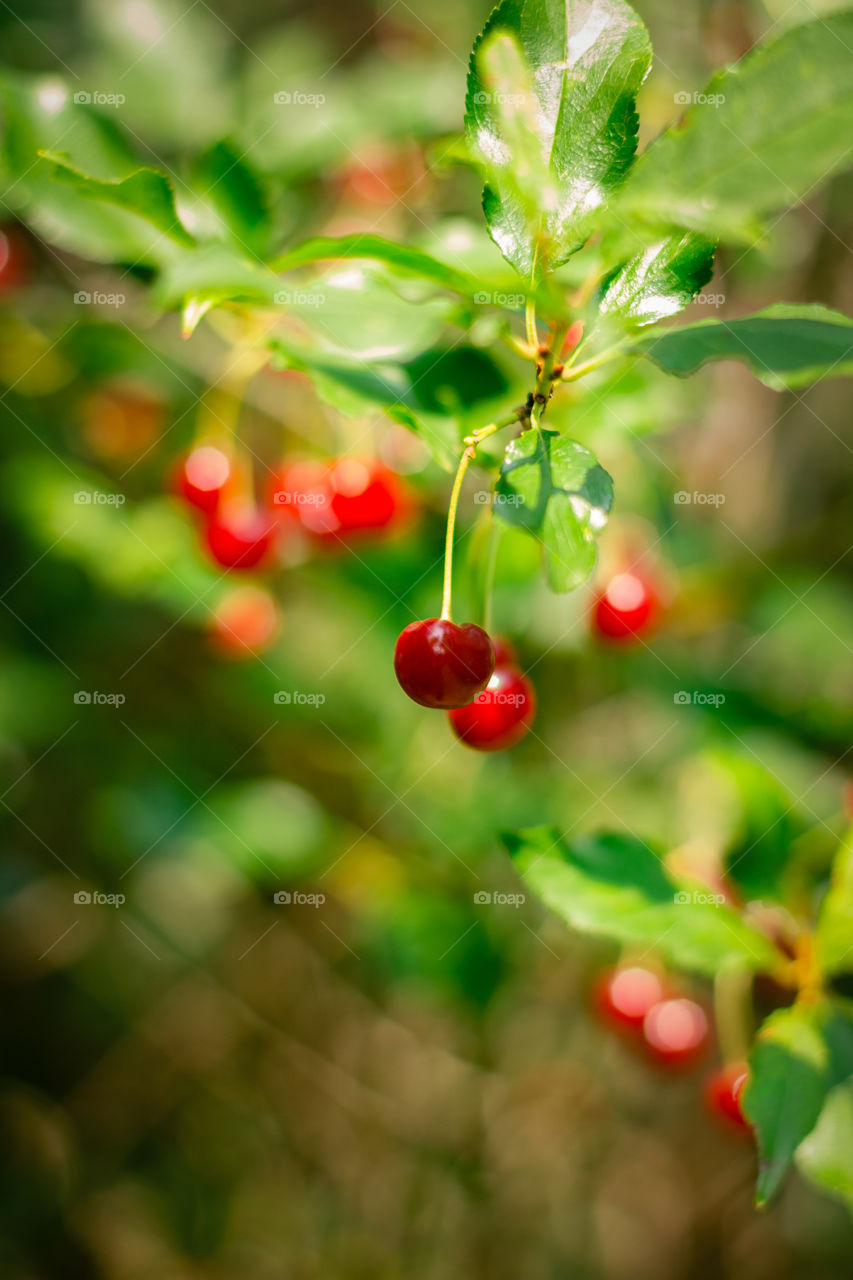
(596, 964, 750, 1131)
(174, 443, 409, 657)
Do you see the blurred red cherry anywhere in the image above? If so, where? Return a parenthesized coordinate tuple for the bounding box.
(0, 226, 29, 292)
(328, 457, 407, 535)
(447, 663, 536, 752)
(204, 501, 274, 571)
(705, 1062, 750, 1130)
(643, 997, 708, 1066)
(177, 445, 232, 514)
(270, 457, 408, 541)
(596, 966, 665, 1032)
(210, 585, 279, 656)
(593, 571, 658, 641)
(561, 320, 584, 357)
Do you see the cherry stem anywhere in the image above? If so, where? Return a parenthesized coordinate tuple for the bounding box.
(440, 416, 519, 622)
(713, 965, 753, 1065)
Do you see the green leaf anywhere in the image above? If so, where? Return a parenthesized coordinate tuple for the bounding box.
(271, 234, 485, 300)
(796, 1080, 853, 1217)
(633, 305, 853, 390)
(503, 827, 778, 974)
(494, 429, 613, 591)
(41, 152, 195, 248)
(278, 263, 454, 363)
(191, 140, 271, 256)
(268, 339, 463, 469)
(595, 233, 716, 328)
(611, 12, 853, 244)
(743, 1001, 833, 1205)
(816, 829, 853, 978)
(465, 0, 652, 277)
(717, 752, 802, 901)
(156, 243, 283, 317)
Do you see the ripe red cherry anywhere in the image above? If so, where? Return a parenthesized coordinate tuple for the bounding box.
(593, 571, 658, 641)
(448, 664, 535, 752)
(642, 997, 708, 1066)
(394, 619, 494, 709)
(328, 458, 407, 535)
(177, 446, 232, 514)
(204, 502, 274, 571)
(596, 965, 665, 1032)
(210, 585, 279, 656)
(705, 1063, 750, 1130)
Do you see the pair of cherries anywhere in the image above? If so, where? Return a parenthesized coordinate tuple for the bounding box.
(394, 619, 535, 751)
(597, 965, 749, 1129)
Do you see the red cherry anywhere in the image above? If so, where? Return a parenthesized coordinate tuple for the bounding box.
(593, 572, 658, 641)
(177, 446, 232, 514)
(642, 998, 708, 1066)
(705, 1063, 750, 1130)
(447, 664, 535, 752)
(0, 226, 29, 292)
(394, 619, 494, 709)
(204, 502, 274, 571)
(269, 460, 334, 532)
(328, 458, 407, 535)
(596, 966, 665, 1032)
(210, 586, 279, 656)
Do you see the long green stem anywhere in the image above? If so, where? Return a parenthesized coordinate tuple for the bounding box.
(440, 416, 518, 622)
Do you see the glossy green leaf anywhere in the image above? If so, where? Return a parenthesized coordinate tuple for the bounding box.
(272, 234, 485, 299)
(611, 12, 853, 244)
(633, 305, 853, 390)
(494, 429, 613, 591)
(465, 0, 652, 277)
(41, 152, 195, 247)
(595, 232, 716, 328)
(816, 829, 853, 978)
(796, 1080, 853, 1217)
(503, 827, 778, 974)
